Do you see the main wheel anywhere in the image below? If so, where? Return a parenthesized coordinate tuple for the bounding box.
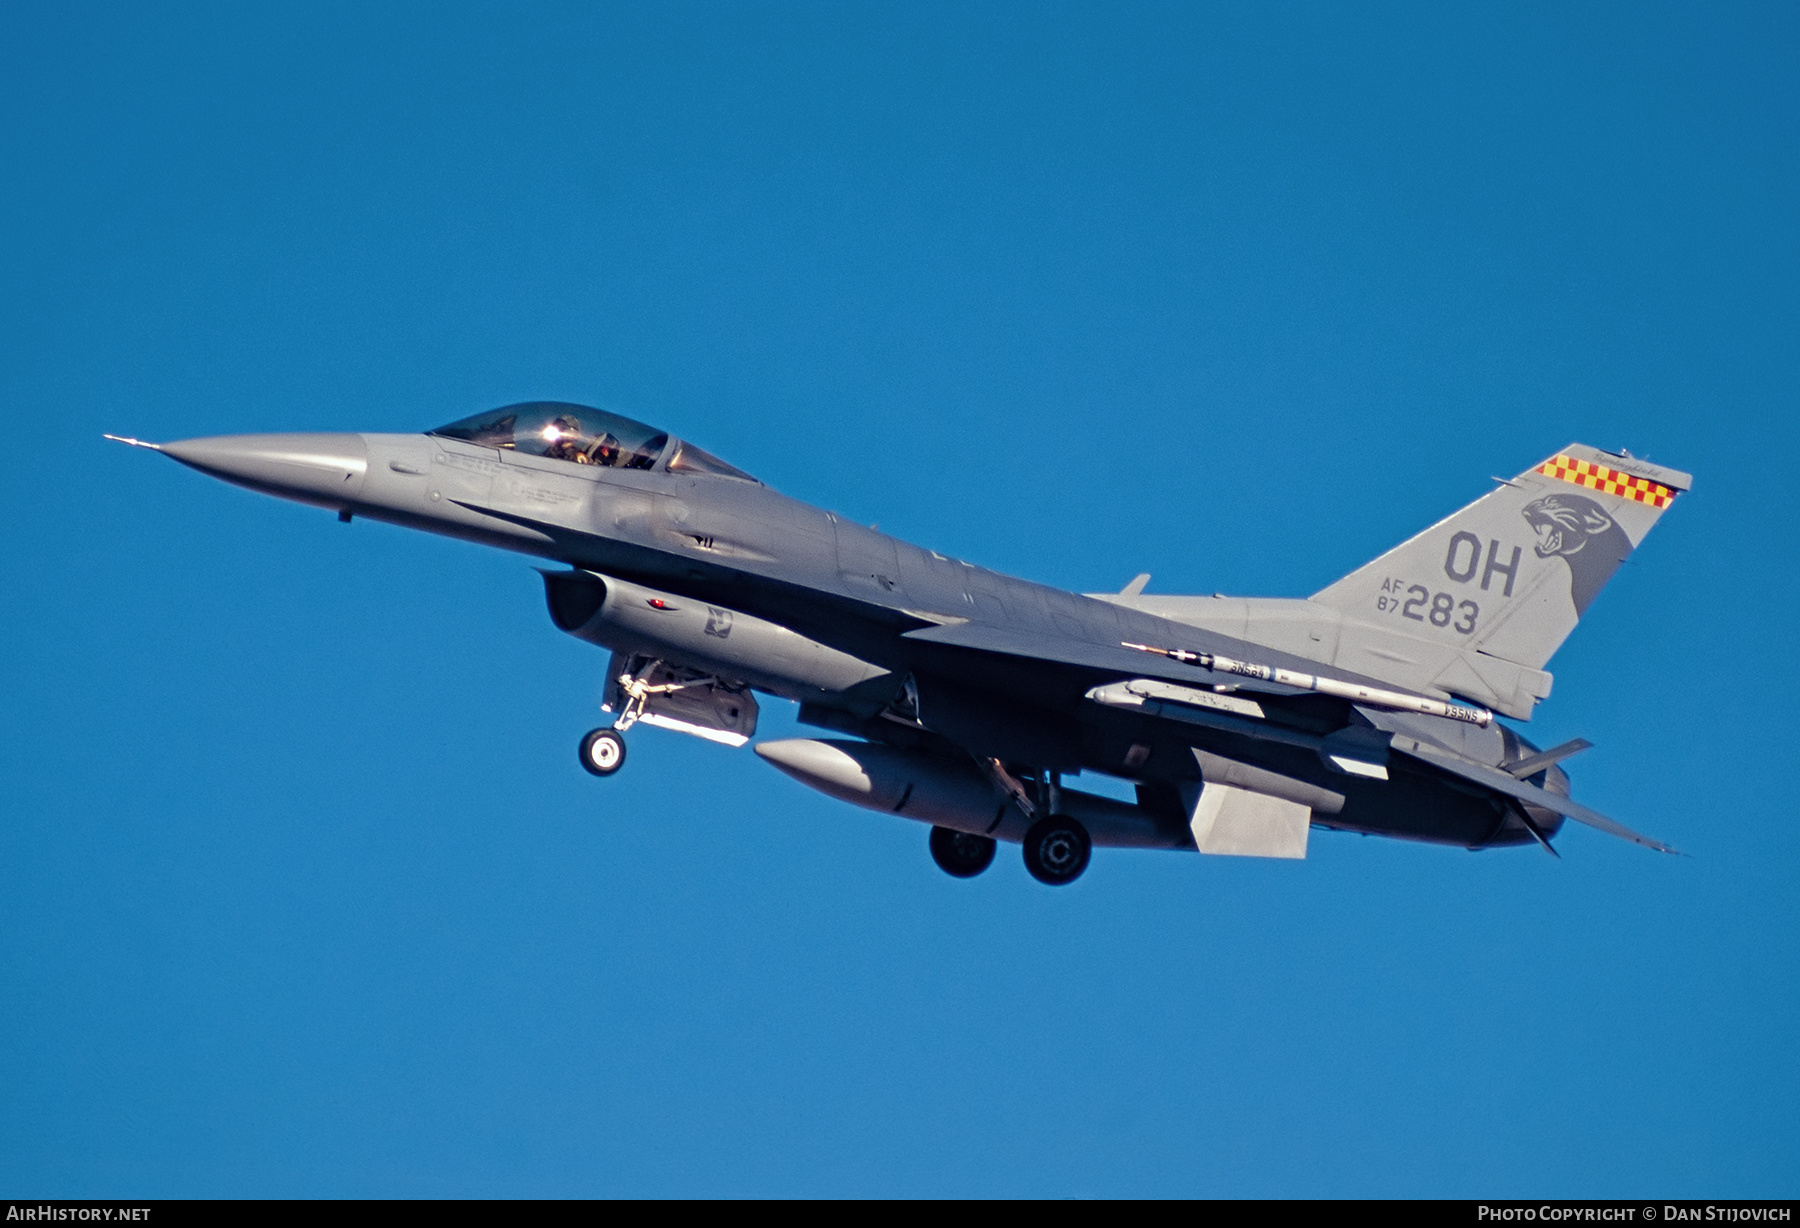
(929, 826, 997, 878)
(578, 727, 627, 777)
(1022, 815, 1091, 885)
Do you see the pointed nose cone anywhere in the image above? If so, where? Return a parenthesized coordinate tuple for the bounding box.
(159, 433, 369, 509)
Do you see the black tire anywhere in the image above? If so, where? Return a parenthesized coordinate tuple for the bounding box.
(929, 826, 997, 878)
(1022, 814, 1091, 885)
(578, 727, 627, 777)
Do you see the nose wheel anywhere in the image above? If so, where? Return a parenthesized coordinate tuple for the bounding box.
(1022, 815, 1091, 885)
(579, 727, 627, 777)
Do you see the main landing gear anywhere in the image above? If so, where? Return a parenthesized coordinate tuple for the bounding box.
(969, 761, 1093, 886)
(1021, 814, 1092, 886)
(926, 814, 1092, 886)
(929, 826, 997, 878)
(578, 727, 627, 777)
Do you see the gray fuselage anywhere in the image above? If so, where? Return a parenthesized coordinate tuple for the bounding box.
(148, 420, 1554, 854)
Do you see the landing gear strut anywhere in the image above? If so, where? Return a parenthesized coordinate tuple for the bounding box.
(929, 826, 997, 878)
(578, 727, 627, 777)
(1022, 815, 1091, 885)
(578, 657, 713, 780)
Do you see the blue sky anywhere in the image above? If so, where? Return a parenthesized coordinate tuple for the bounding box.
(2, 1, 1795, 1197)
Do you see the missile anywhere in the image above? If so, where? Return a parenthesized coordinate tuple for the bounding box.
(1121, 642, 1493, 727)
(753, 739, 1188, 850)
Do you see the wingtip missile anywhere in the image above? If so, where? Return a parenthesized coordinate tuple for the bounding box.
(1121, 642, 1495, 727)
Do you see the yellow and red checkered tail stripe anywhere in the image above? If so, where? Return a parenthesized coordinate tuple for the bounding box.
(1535, 455, 1676, 509)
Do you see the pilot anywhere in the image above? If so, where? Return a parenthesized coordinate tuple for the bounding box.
(542, 416, 592, 463)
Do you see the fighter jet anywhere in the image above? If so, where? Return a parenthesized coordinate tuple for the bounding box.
(109, 402, 1690, 883)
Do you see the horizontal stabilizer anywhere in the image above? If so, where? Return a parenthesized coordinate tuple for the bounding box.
(1392, 737, 1675, 854)
(1503, 737, 1593, 779)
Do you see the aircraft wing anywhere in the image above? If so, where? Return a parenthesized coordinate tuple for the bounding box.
(456, 502, 930, 648)
(900, 620, 1309, 699)
(1390, 735, 1676, 854)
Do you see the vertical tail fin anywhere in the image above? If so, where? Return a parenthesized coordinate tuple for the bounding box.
(1311, 445, 1691, 672)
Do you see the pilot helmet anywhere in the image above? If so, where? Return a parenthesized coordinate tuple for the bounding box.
(544, 415, 582, 444)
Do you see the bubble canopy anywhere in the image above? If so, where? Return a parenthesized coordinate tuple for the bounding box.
(429, 402, 757, 481)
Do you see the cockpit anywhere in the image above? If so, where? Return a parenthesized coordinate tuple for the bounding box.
(428, 401, 758, 482)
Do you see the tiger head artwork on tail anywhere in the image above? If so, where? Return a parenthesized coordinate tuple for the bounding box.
(1520, 492, 1633, 615)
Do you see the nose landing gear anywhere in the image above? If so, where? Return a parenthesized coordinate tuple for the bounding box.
(578, 727, 627, 777)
